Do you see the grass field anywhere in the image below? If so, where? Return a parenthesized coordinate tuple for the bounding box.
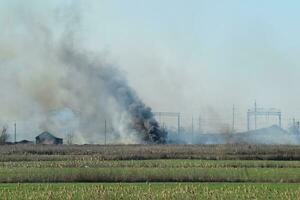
(2, 144, 300, 199)
(1, 183, 300, 200)
(1, 160, 300, 183)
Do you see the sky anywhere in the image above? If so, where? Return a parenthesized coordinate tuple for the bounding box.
(81, 0, 300, 131)
(1, 0, 300, 135)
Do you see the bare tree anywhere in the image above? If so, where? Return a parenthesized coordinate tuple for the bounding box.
(66, 132, 74, 145)
(0, 126, 10, 145)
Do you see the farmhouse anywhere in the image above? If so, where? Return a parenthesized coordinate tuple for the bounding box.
(35, 131, 63, 145)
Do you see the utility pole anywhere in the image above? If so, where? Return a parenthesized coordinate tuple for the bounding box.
(153, 112, 180, 134)
(14, 122, 16, 143)
(192, 116, 194, 134)
(293, 118, 296, 128)
(104, 120, 107, 145)
(158, 112, 162, 124)
(279, 113, 282, 128)
(232, 105, 235, 132)
(254, 101, 257, 130)
(198, 115, 202, 133)
(178, 113, 180, 135)
(162, 122, 166, 129)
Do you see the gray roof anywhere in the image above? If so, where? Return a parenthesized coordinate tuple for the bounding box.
(36, 131, 61, 140)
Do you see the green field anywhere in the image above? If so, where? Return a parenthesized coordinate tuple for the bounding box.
(1, 183, 300, 200)
(1, 160, 300, 183)
(1, 144, 300, 199)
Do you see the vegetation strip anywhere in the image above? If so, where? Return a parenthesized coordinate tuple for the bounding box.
(2, 159, 300, 168)
(1, 183, 300, 200)
(0, 167, 300, 183)
(1, 144, 300, 160)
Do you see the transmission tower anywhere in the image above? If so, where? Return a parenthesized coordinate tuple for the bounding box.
(247, 102, 281, 131)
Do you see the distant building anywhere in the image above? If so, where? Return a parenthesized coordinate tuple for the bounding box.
(16, 140, 34, 144)
(35, 131, 63, 145)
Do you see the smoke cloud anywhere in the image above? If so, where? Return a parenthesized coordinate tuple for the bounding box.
(0, 2, 166, 144)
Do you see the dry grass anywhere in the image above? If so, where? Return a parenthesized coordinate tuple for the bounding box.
(2, 159, 300, 168)
(1, 144, 300, 160)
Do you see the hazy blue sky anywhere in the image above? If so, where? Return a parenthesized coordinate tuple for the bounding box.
(2, 0, 300, 132)
(83, 0, 300, 130)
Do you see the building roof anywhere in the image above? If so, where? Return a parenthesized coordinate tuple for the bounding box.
(233, 125, 299, 144)
(36, 131, 62, 140)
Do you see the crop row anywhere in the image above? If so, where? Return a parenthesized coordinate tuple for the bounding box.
(1, 159, 300, 169)
(1, 183, 300, 200)
(1, 144, 300, 160)
(1, 167, 300, 183)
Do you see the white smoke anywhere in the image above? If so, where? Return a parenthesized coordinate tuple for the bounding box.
(0, 1, 166, 144)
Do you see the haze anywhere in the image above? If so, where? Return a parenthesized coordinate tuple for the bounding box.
(1, 0, 300, 141)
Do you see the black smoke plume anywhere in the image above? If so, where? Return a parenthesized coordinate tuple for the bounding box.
(60, 45, 167, 143)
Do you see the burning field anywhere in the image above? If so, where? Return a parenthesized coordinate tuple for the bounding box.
(2, 1, 300, 200)
(59, 45, 168, 144)
(0, 2, 167, 144)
